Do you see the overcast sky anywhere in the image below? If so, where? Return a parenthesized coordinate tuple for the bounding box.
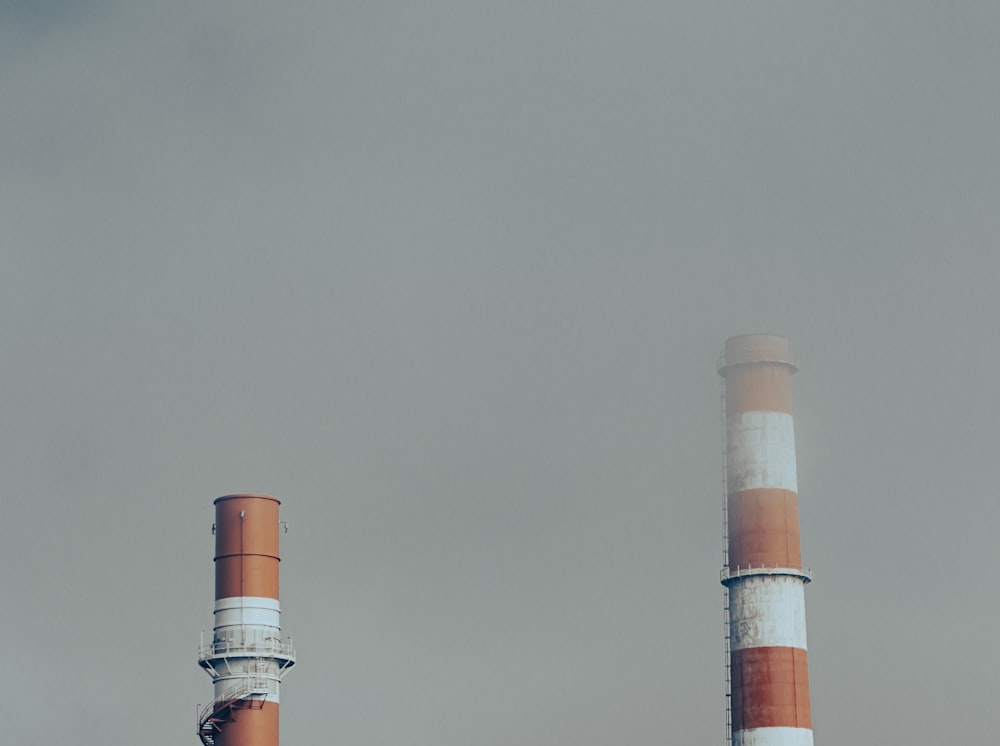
(2, 2, 998, 744)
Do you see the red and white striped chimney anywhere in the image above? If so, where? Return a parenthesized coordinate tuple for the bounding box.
(719, 335, 813, 746)
(198, 494, 296, 746)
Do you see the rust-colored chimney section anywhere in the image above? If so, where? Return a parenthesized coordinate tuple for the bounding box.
(719, 335, 814, 746)
(198, 495, 295, 746)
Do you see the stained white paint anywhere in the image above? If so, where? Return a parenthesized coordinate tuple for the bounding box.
(213, 672, 282, 703)
(733, 726, 813, 746)
(727, 411, 798, 493)
(215, 596, 281, 628)
(729, 575, 807, 651)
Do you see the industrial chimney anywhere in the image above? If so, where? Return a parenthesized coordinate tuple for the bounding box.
(719, 335, 813, 746)
(197, 494, 296, 746)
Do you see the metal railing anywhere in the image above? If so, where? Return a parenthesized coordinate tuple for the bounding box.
(197, 679, 271, 743)
(199, 637, 296, 661)
(720, 563, 813, 584)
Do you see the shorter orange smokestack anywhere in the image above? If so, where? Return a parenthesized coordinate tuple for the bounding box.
(197, 495, 296, 746)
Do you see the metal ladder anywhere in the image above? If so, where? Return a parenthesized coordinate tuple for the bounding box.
(720, 372, 732, 746)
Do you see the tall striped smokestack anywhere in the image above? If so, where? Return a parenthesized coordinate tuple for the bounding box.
(198, 495, 296, 746)
(719, 335, 813, 746)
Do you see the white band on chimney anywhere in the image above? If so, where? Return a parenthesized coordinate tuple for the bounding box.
(728, 575, 808, 651)
(726, 411, 798, 493)
(732, 726, 814, 746)
(214, 596, 282, 628)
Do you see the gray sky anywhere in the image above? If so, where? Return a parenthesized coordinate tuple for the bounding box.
(2, 2, 998, 743)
